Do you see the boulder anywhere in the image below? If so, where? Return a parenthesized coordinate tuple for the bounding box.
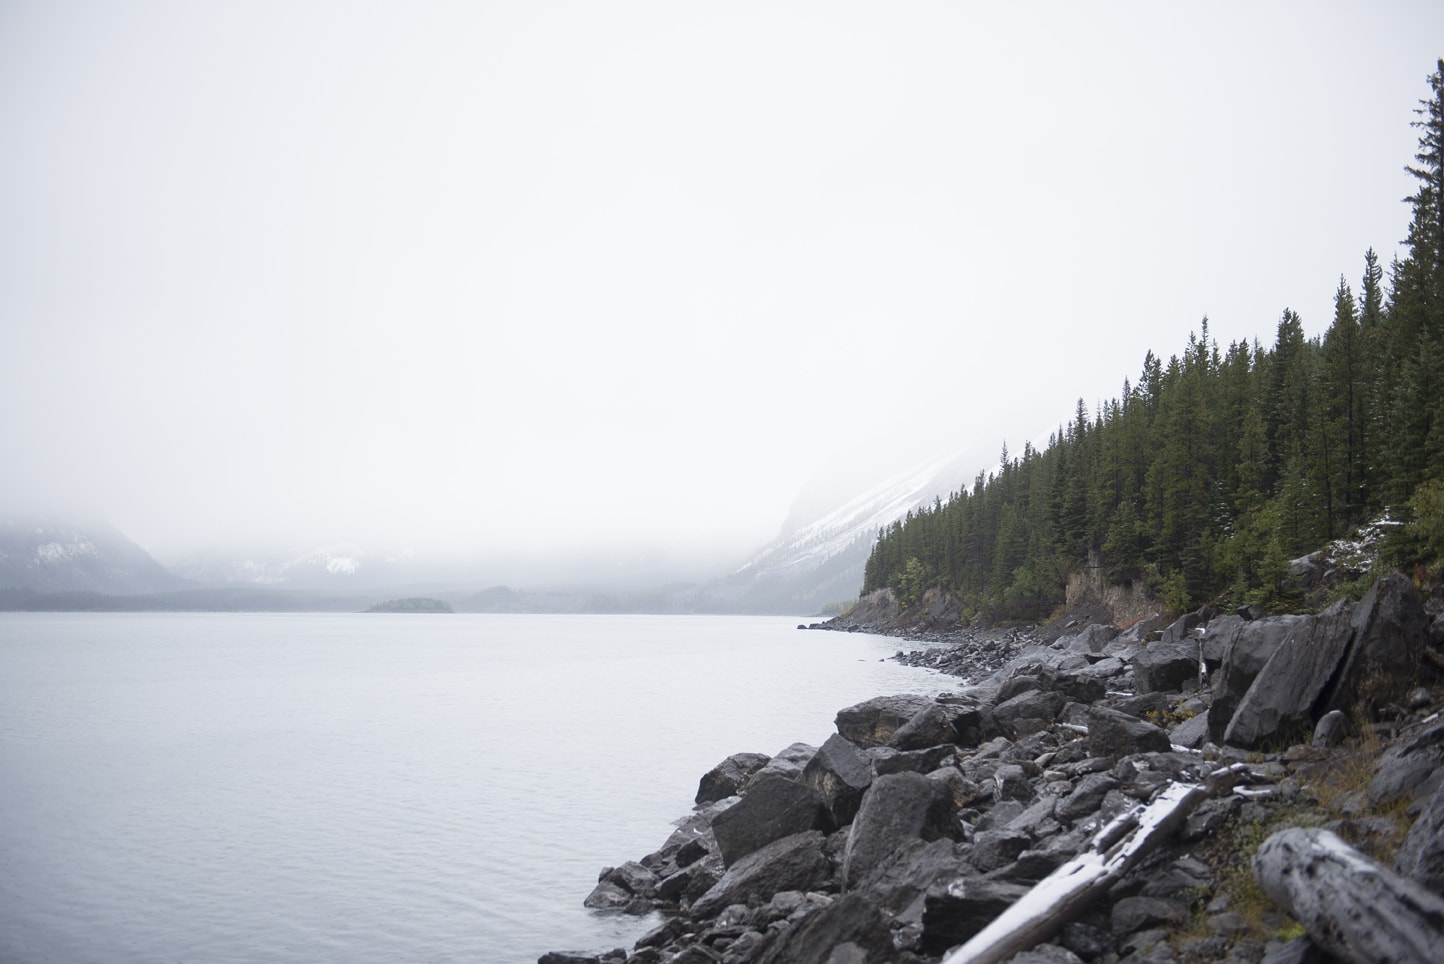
(890, 701, 958, 750)
(1395, 777, 1444, 892)
(842, 771, 958, 889)
(868, 743, 954, 776)
(755, 741, 817, 780)
(1223, 602, 1354, 749)
(695, 751, 770, 805)
(847, 837, 971, 916)
(1332, 571, 1429, 715)
(1168, 713, 1210, 750)
(1368, 719, 1444, 806)
(970, 827, 1033, 872)
(921, 877, 1032, 953)
(1132, 639, 1203, 694)
(802, 733, 873, 827)
(754, 892, 895, 964)
(1056, 772, 1120, 822)
(835, 694, 937, 748)
(1206, 614, 1304, 742)
(709, 772, 832, 867)
(1062, 623, 1121, 656)
(992, 689, 1066, 738)
(689, 830, 832, 920)
(1086, 705, 1171, 760)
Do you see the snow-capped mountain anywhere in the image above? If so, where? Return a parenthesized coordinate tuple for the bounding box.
(169, 543, 421, 590)
(0, 518, 187, 594)
(705, 445, 988, 614)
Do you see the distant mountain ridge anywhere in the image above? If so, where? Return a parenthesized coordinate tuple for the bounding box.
(169, 543, 420, 591)
(1, 444, 986, 611)
(0, 518, 186, 594)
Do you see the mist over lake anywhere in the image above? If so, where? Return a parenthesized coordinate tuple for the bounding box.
(0, 612, 945, 963)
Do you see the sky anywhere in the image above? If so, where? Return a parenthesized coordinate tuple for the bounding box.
(2, 2, 1442, 569)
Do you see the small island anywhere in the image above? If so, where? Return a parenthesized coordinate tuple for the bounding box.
(363, 597, 454, 614)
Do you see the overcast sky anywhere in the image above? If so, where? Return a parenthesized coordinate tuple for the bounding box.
(2, 2, 1441, 564)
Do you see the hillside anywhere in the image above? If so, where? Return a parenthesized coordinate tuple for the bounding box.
(863, 60, 1444, 623)
(0, 518, 187, 595)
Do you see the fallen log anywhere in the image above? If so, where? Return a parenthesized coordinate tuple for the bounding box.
(940, 764, 1246, 964)
(1252, 827, 1444, 964)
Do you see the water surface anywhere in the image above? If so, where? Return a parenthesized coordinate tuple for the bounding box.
(0, 612, 948, 962)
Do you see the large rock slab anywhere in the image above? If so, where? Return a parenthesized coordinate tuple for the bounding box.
(1206, 614, 1304, 742)
(689, 830, 831, 919)
(802, 733, 873, 827)
(709, 772, 831, 867)
(835, 694, 937, 748)
(1332, 572, 1429, 715)
(842, 771, 958, 889)
(1223, 602, 1354, 749)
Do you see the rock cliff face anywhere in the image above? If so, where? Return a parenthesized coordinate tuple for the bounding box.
(544, 572, 1444, 964)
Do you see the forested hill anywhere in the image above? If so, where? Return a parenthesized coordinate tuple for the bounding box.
(863, 59, 1444, 622)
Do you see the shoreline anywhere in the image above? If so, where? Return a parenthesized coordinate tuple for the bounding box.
(543, 573, 1444, 964)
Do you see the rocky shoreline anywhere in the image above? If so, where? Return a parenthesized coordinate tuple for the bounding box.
(542, 574, 1444, 964)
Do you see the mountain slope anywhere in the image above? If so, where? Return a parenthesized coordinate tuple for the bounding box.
(705, 447, 987, 614)
(0, 518, 187, 594)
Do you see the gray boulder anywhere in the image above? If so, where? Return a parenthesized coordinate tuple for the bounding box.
(992, 689, 1066, 738)
(847, 837, 971, 916)
(1087, 704, 1171, 760)
(842, 771, 958, 889)
(689, 830, 832, 919)
(1132, 638, 1203, 694)
(890, 701, 957, 750)
(1062, 623, 1121, 656)
(1368, 719, 1444, 807)
(755, 741, 817, 780)
(1332, 571, 1429, 715)
(921, 877, 1031, 953)
(709, 772, 831, 866)
(802, 733, 873, 827)
(1395, 777, 1444, 892)
(1223, 602, 1354, 749)
(1206, 614, 1304, 742)
(754, 892, 895, 964)
(695, 751, 771, 805)
(835, 694, 937, 748)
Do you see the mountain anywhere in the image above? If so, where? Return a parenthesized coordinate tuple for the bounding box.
(698, 444, 990, 614)
(0, 518, 187, 594)
(166, 542, 446, 592)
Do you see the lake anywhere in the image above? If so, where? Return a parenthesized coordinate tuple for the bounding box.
(0, 612, 950, 963)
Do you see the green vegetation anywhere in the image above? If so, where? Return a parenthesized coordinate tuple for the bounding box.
(864, 60, 1444, 620)
(364, 596, 454, 614)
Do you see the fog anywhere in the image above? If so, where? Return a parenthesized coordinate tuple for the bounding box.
(2, 2, 1440, 570)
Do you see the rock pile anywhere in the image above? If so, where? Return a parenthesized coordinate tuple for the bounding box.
(543, 573, 1444, 964)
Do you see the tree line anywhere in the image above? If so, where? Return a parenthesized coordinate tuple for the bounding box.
(863, 59, 1444, 621)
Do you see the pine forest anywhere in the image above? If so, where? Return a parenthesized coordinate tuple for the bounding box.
(862, 60, 1444, 621)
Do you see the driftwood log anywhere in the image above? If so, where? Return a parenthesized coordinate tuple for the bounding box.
(1253, 827, 1444, 964)
(940, 765, 1246, 964)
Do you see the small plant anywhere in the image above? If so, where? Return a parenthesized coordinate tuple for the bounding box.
(1145, 700, 1197, 730)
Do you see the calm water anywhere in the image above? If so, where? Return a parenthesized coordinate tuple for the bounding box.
(0, 612, 949, 963)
